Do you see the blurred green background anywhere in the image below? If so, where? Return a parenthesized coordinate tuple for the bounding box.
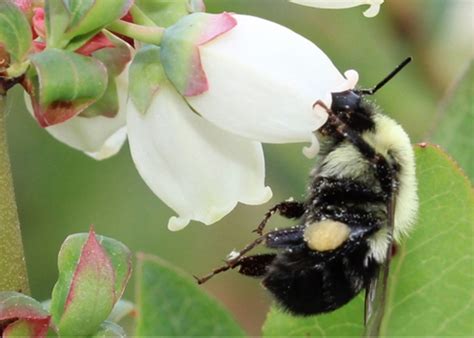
(5, 0, 473, 335)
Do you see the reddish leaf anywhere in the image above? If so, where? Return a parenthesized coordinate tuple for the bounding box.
(0, 292, 51, 338)
(2, 318, 50, 338)
(25, 49, 107, 127)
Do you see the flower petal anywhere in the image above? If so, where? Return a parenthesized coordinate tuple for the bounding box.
(25, 71, 128, 160)
(127, 83, 272, 231)
(289, 0, 384, 17)
(185, 14, 348, 146)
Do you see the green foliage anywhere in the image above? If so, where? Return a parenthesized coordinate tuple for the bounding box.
(263, 145, 474, 337)
(431, 60, 474, 181)
(134, 253, 246, 337)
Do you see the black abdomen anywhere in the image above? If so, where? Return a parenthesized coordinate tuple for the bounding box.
(262, 241, 377, 315)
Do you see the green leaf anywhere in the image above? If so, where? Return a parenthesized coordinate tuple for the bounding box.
(0, 292, 51, 338)
(80, 32, 132, 118)
(263, 144, 474, 337)
(0, 0, 32, 76)
(263, 298, 364, 337)
(50, 229, 132, 337)
(26, 48, 107, 127)
(430, 60, 474, 181)
(132, 0, 205, 28)
(380, 144, 474, 336)
(129, 45, 167, 114)
(135, 253, 246, 337)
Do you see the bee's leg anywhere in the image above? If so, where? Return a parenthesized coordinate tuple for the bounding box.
(194, 233, 268, 284)
(265, 226, 305, 249)
(194, 227, 304, 284)
(237, 229, 307, 277)
(252, 200, 305, 235)
(235, 254, 277, 277)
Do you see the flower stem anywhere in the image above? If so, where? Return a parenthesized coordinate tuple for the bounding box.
(0, 93, 30, 294)
(107, 20, 165, 46)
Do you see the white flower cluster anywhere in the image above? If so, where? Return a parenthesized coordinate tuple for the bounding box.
(28, 11, 369, 230)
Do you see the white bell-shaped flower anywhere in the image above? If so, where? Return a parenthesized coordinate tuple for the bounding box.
(127, 80, 272, 231)
(161, 13, 358, 158)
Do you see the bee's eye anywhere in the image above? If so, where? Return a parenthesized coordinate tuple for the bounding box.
(330, 90, 361, 112)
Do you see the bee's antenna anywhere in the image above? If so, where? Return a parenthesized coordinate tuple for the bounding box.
(358, 57, 412, 95)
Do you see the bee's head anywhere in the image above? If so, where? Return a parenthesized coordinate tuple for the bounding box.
(330, 90, 374, 132)
(328, 57, 412, 133)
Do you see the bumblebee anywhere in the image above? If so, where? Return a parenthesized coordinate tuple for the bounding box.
(196, 58, 418, 316)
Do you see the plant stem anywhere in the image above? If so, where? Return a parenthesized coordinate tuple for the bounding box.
(0, 94, 30, 294)
(107, 20, 165, 46)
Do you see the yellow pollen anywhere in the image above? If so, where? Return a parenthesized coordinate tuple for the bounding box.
(304, 220, 350, 251)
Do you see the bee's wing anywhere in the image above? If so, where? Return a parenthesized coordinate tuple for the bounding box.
(364, 192, 397, 336)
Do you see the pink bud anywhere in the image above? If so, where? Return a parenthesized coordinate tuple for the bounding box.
(32, 7, 45, 39)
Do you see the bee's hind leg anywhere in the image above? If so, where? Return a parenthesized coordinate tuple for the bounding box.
(194, 227, 305, 284)
(235, 254, 277, 277)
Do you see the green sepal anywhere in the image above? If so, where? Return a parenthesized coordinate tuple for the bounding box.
(0, 0, 32, 76)
(80, 32, 132, 118)
(64, 0, 132, 38)
(63, 29, 102, 52)
(160, 12, 236, 96)
(129, 45, 167, 114)
(132, 0, 205, 28)
(50, 229, 132, 337)
(45, 0, 132, 50)
(45, 0, 71, 49)
(26, 48, 107, 126)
